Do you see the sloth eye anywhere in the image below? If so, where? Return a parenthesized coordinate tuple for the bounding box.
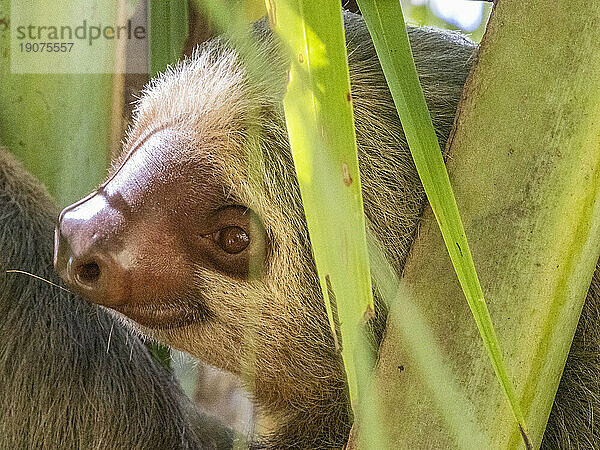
(213, 226, 250, 254)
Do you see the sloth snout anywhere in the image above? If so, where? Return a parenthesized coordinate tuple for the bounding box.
(54, 197, 127, 308)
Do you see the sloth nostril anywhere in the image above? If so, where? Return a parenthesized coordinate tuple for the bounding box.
(75, 261, 101, 286)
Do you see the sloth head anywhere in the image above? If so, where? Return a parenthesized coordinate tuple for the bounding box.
(53, 29, 345, 401)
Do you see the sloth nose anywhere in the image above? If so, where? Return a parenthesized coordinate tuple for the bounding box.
(53, 194, 126, 308)
(54, 234, 108, 294)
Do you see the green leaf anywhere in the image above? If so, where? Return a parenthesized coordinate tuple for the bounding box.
(357, 0, 529, 445)
(149, 0, 189, 77)
(268, 1, 384, 448)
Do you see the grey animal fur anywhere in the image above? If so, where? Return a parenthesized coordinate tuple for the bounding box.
(544, 264, 600, 449)
(0, 149, 234, 449)
(89, 11, 599, 449)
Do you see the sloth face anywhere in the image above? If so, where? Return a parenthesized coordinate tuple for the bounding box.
(54, 39, 340, 379)
(53, 129, 288, 373)
(55, 129, 267, 326)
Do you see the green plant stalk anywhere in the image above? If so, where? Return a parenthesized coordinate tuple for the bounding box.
(357, 0, 528, 442)
(358, 230, 489, 449)
(269, 0, 371, 400)
(149, 0, 189, 77)
(372, 0, 600, 447)
(0, 0, 115, 205)
(268, 1, 384, 448)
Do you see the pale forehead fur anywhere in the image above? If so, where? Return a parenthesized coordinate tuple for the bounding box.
(128, 31, 282, 145)
(125, 32, 293, 219)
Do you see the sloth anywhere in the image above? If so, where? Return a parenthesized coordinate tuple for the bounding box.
(54, 12, 599, 449)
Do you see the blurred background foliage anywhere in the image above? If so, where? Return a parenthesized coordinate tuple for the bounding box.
(400, 0, 491, 42)
(348, 0, 491, 42)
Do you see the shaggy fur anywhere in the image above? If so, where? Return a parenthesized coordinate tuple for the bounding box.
(543, 264, 600, 449)
(0, 149, 233, 449)
(66, 12, 599, 449)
